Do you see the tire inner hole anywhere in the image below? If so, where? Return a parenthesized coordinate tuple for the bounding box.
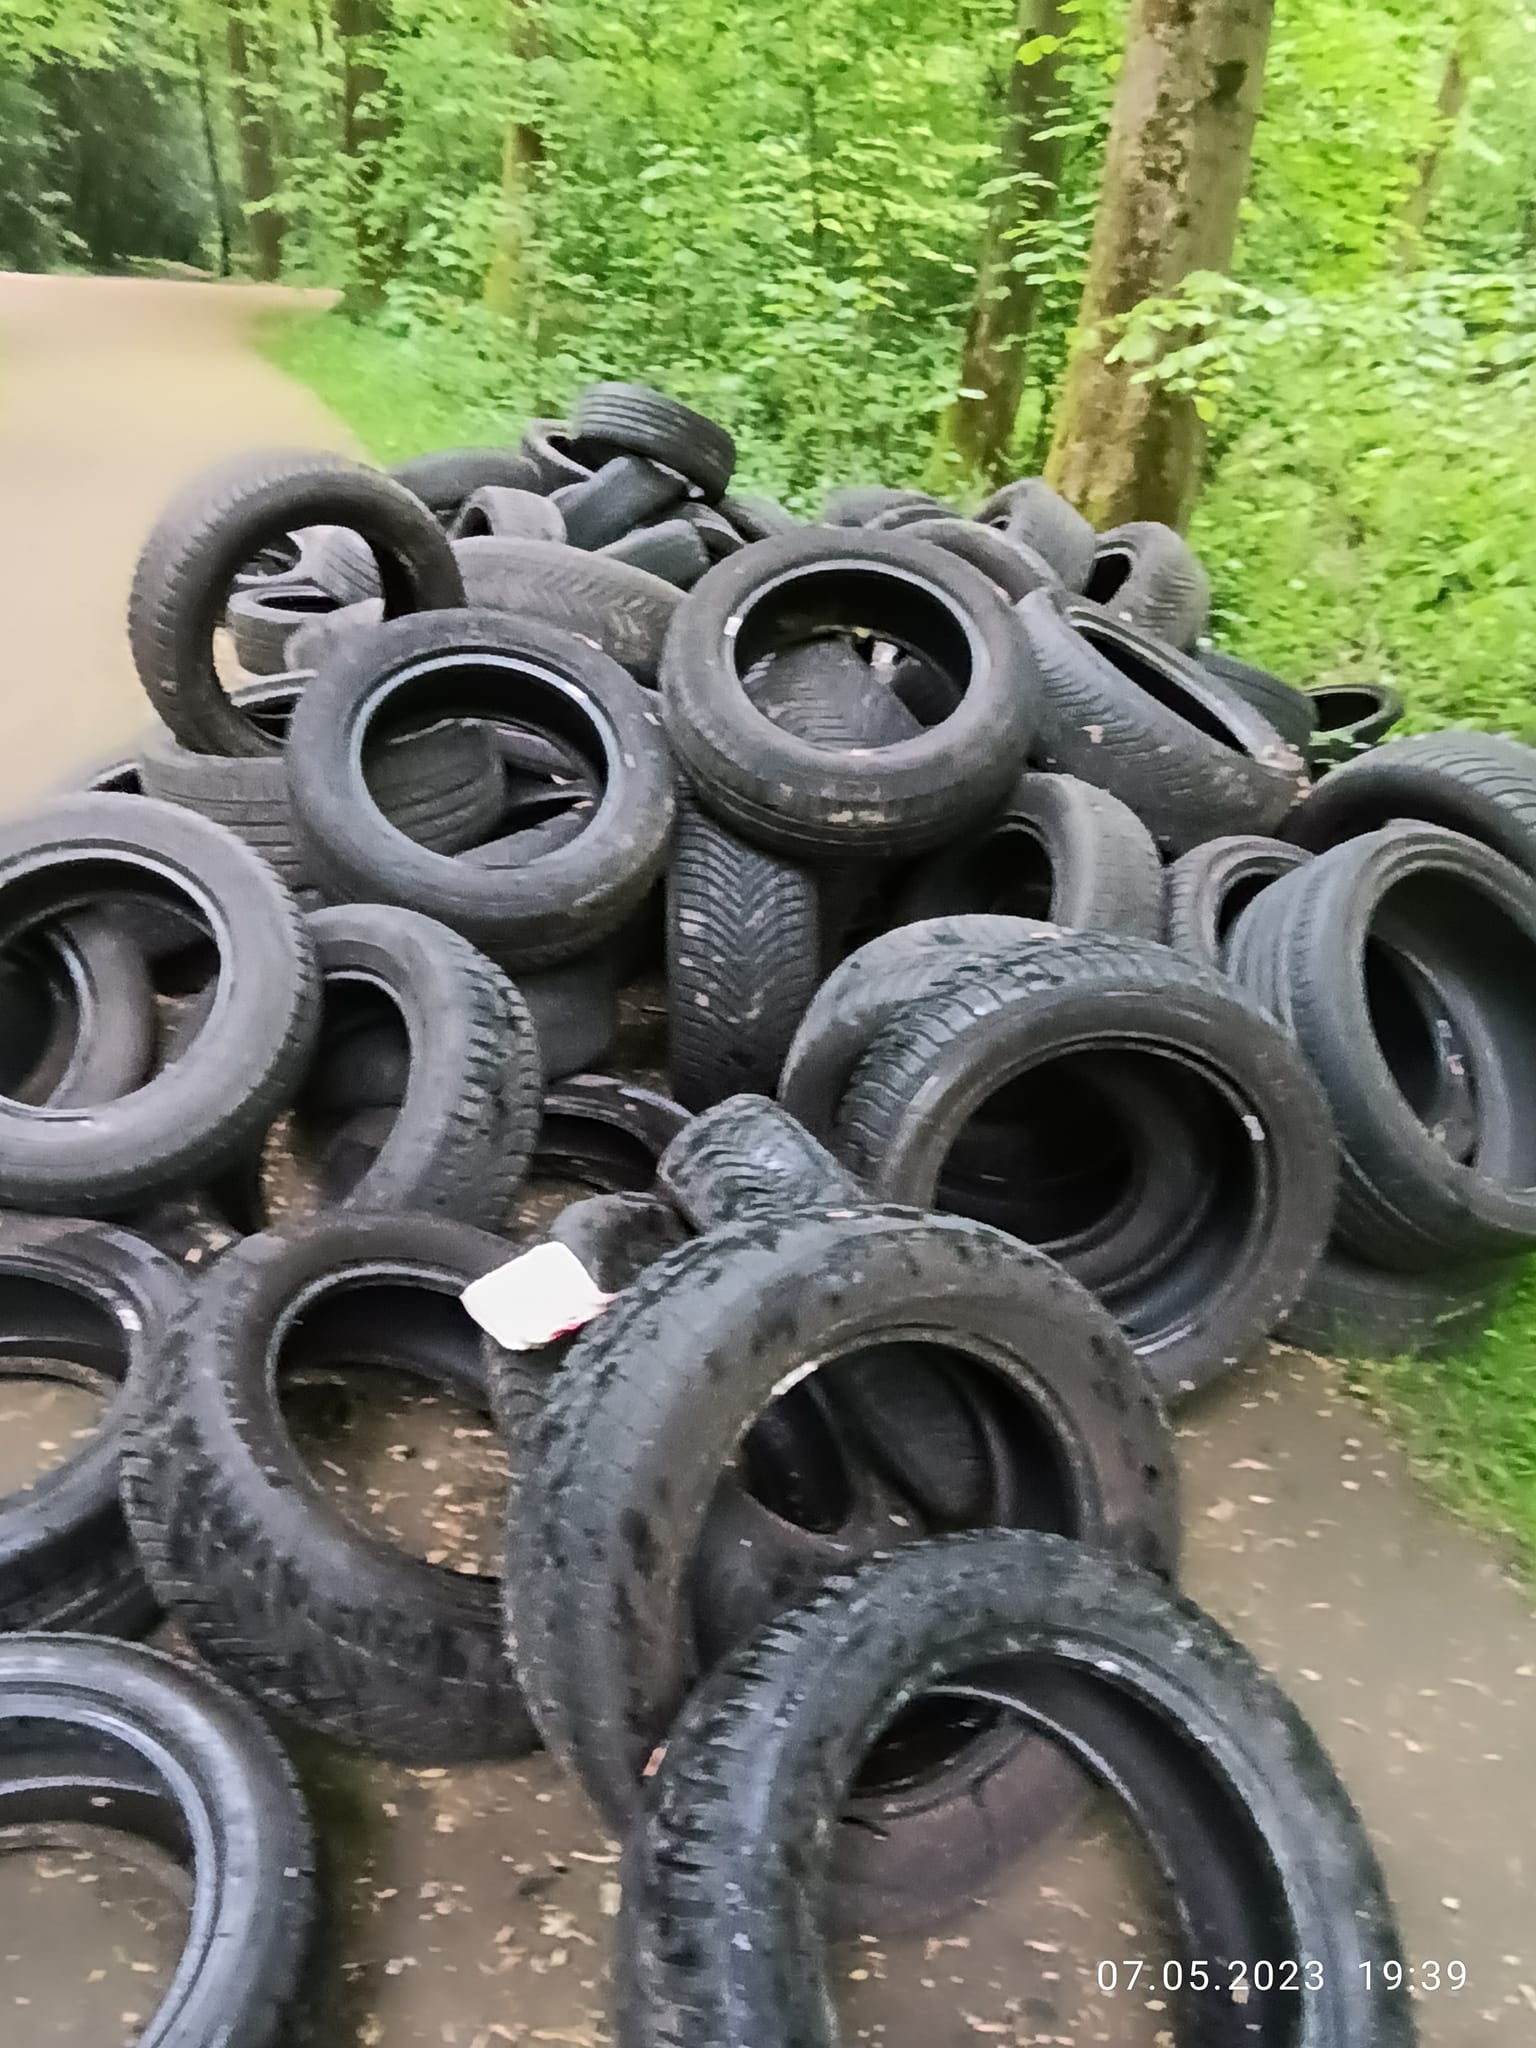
(0, 1362, 110, 1496)
(1082, 546, 1133, 605)
(0, 1826, 190, 2029)
(696, 1343, 1078, 1798)
(1309, 686, 1385, 732)
(1215, 868, 1289, 945)
(283, 1359, 507, 1578)
(1077, 622, 1249, 752)
(936, 1049, 1261, 1350)
(939, 819, 1056, 922)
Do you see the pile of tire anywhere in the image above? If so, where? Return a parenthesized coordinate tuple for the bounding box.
(4, 378, 1525, 2044)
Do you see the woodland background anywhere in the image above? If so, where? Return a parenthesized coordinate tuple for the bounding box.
(3, 0, 1534, 737)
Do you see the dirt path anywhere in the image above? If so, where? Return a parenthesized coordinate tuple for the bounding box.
(1, 271, 1534, 2045)
(0, 271, 354, 809)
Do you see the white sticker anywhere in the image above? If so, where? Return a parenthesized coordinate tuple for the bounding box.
(460, 1240, 614, 1351)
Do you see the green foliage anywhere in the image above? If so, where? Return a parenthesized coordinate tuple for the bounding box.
(1357, 1264, 1536, 1574)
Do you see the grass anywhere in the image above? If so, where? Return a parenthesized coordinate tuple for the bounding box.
(1355, 1271, 1536, 1575)
(265, 299, 1536, 1573)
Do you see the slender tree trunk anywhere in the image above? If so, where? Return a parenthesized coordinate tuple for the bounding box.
(225, 2, 284, 281)
(192, 37, 233, 277)
(1044, 0, 1275, 532)
(936, 0, 1073, 483)
(483, 0, 546, 316)
(1397, 2, 1487, 257)
(334, 0, 398, 309)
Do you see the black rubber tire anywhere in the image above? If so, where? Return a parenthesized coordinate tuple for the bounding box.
(719, 492, 798, 541)
(777, 914, 1054, 1136)
(1082, 520, 1211, 648)
(746, 634, 922, 748)
(974, 477, 1095, 590)
(1163, 834, 1313, 966)
(0, 1633, 316, 2048)
(1281, 1243, 1518, 1362)
(894, 517, 1061, 602)
(138, 691, 505, 890)
(510, 1207, 1178, 1923)
(600, 517, 712, 589)
(517, 418, 603, 490)
(895, 772, 1164, 937)
(818, 486, 946, 528)
(662, 530, 1038, 859)
(1284, 730, 1536, 878)
(448, 485, 567, 542)
(451, 534, 682, 686)
(1228, 821, 1536, 1267)
(1200, 648, 1318, 751)
(301, 521, 386, 602)
(553, 453, 688, 549)
(545, 1190, 692, 1296)
(0, 909, 158, 1107)
(656, 1094, 860, 1230)
(520, 945, 623, 1080)
(389, 445, 541, 515)
(0, 1218, 188, 1635)
(533, 1075, 689, 1192)
(129, 449, 465, 757)
(666, 800, 824, 1110)
(1306, 682, 1405, 770)
(285, 609, 676, 968)
(226, 581, 343, 676)
(1020, 591, 1309, 855)
(619, 1531, 1410, 2048)
(0, 796, 319, 1214)
(573, 382, 736, 499)
(122, 1213, 536, 1759)
(832, 931, 1339, 1397)
(300, 904, 541, 1224)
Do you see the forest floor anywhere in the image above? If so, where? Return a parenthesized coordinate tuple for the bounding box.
(2, 272, 1535, 2043)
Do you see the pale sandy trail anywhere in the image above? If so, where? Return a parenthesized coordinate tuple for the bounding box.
(0, 271, 355, 808)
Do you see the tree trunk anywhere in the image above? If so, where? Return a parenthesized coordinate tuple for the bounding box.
(192, 36, 233, 277)
(1397, 2, 1487, 257)
(334, 0, 398, 310)
(224, 3, 284, 281)
(483, 0, 546, 316)
(1044, 0, 1274, 532)
(936, 0, 1073, 483)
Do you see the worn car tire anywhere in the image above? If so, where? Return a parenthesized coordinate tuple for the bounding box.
(0, 1633, 316, 2048)
(226, 581, 343, 676)
(1306, 681, 1404, 770)
(663, 531, 1038, 858)
(656, 1094, 860, 1230)
(447, 485, 566, 543)
(0, 1218, 188, 1635)
(0, 911, 157, 1108)
(286, 610, 675, 968)
(896, 772, 1164, 938)
(832, 931, 1338, 1397)
(128, 449, 464, 756)
(1020, 591, 1309, 855)
(777, 915, 1055, 1137)
(1163, 835, 1312, 966)
(1200, 648, 1318, 751)
(974, 478, 1095, 590)
(122, 1214, 535, 1758)
(0, 796, 319, 1214)
(510, 1206, 1177, 1930)
(1082, 520, 1210, 648)
(1284, 731, 1536, 879)
(1229, 822, 1536, 1268)
(451, 535, 682, 686)
(389, 445, 541, 516)
(572, 383, 736, 499)
(1281, 1244, 1517, 1362)
(619, 1532, 1410, 2048)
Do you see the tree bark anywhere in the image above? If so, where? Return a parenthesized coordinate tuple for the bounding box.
(1398, 2, 1487, 256)
(936, 0, 1073, 483)
(334, 0, 398, 309)
(224, 2, 284, 282)
(192, 36, 233, 278)
(483, 0, 546, 316)
(1044, 0, 1275, 532)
